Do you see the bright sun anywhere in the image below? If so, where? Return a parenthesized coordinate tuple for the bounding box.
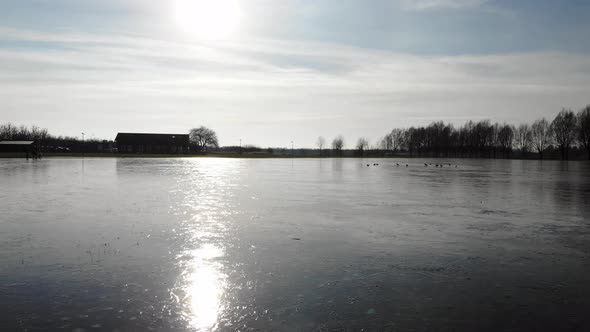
(174, 0, 241, 40)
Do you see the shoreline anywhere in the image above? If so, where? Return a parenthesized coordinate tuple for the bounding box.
(0, 152, 587, 161)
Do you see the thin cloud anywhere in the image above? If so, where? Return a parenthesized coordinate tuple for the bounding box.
(0, 27, 589, 146)
(401, 0, 489, 10)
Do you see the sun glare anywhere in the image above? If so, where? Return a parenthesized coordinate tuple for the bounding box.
(174, 0, 241, 40)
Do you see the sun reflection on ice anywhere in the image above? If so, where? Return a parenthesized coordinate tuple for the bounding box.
(183, 243, 226, 331)
(170, 159, 242, 331)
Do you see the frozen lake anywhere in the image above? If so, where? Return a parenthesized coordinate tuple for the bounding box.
(1, 157, 589, 331)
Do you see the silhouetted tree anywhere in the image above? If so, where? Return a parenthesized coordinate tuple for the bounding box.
(378, 135, 388, 152)
(356, 137, 369, 157)
(189, 126, 219, 152)
(0, 123, 49, 144)
(382, 133, 393, 153)
(514, 124, 532, 157)
(497, 124, 514, 158)
(0, 123, 16, 140)
(474, 120, 495, 158)
(316, 136, 326, 156)
(551, 109, 577, 160)
(331, 135, 344, 156)
(577, 105, 590, 160)
(0, 123, 79, 153)
(532, 118, 551, 160)
(378, 107, 587, 160)
(391, 128, 404, 153)
(405, 127, 418, 156)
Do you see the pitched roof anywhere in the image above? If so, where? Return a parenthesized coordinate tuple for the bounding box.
(0, 141, 35, 145)
(115, 133, 189, 145)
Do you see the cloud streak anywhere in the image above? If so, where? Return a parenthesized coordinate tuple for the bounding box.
(401, 0, 489, 10)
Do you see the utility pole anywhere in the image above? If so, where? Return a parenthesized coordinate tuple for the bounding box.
(291, 141, 294, 157)
(81, 132, 85, 156)
(240, 138, 242, 155)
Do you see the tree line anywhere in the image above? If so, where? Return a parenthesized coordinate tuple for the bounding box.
(0, 123, 96, 153)
(315, 106, 589, 160)
(3, 106, 589, 159)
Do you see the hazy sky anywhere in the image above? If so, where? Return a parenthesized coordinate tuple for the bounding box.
(1, 0, 590, 147)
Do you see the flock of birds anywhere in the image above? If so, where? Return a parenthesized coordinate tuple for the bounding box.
(366, 162, 458, 168)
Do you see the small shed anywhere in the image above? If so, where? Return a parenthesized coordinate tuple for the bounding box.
(115, 133, 189, 154)
(0, 141, 38, 157)
(0, 141, 36, 152)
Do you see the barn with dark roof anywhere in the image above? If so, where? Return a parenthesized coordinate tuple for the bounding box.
(115, 133, 189, 154)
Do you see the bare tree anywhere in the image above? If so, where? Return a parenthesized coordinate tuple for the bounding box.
(531, 118, 551, 160)
(513, 124, 532, 157)
(30, 125, 42, 140)
(0, 123, 10, 140)
(189, 126, 219, 152)
(577, 105, 590, 160)
(356, 137, 369, 157)
(16, 125, 30, 140)
(331, 135, 344, 156)
(391, 128, 404, 153)
(316, 136, 326, 156)
(551, 109, 577, 160)
(497, 124, 514, 158)
(382, 134, 393, 152)
(491, 122, 501, 158)
(375, 136, 389, 156)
